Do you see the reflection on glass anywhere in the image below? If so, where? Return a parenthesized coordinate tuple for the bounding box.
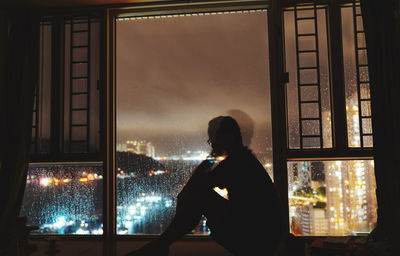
(116, 11, 273, 235)
(20, 163, 103, 235)
(288, 160, 377, 236)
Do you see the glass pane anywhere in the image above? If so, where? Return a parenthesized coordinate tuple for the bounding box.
(362, 118, 372, 134)
(297, 19, 315, 34)
(72, 32, 88, 46)
(20, 163, 103, 235)
(301, 103, 319, 119)
(288, 160, 377, 236)
(284, 11, 300, 149)
(72, 47, 88, 62)
(360, 83, 370, 99)
(284, 8, 332, 149)
(302, 120, 320, 136)
(31, 23, 52, 154)
(358, 49, 368, 65)
(316, 8, 332, 148)
(298, 37, 315, 51)
(303, 137, 320, 149)
(72, 63, 88, 77)
(64, 20, 101, 153)
(299, 69, 318, 84)
(342, 6, 373, 148)
(116, 10, 273, 235)
(363, 135, 373, 147)
(299, 52, 317, 68)
(72, 19, 89, 31)
(72, 94, 87, 109)
(300, 86, 318, 101)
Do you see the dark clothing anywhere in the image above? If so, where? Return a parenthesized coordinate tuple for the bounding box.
(147, 147, 282, 256)
(206, 147, 282, 255)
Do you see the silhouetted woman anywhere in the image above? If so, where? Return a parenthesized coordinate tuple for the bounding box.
(126, 116, 283, 256)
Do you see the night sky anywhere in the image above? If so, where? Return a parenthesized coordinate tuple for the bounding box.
(115, 8, 356, 156)
(116, 11, 272, 155)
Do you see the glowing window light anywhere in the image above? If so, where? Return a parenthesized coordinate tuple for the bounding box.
(216, 155, 226, 162)
(76, 229, 90, 235)
(129, 206, 136, 215)
(140, 206, 147, 216)
(92, 229, 103, 235)
(165, 200, 172, 207)
(40, 177, 51, 187)
(54, 216, 67, 229)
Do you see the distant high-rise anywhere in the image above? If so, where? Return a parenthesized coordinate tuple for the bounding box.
(325, 160, 377, 235)
(300, 206, 328, 236)
(117, 140, 155, 158)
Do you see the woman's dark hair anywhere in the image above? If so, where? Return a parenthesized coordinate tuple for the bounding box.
(208, 116, 243, 144)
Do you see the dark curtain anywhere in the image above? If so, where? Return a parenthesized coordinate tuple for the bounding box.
(361, 0, 400, 240)
(0, 9, 39, 251)
(0, 10, 7, 173)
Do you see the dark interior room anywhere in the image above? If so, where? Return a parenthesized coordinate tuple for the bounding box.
(1, 0, 400, 255)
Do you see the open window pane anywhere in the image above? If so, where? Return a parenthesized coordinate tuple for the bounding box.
(31, 23, 52, 155)
(64, 18, 101, 154)
(284, 7, 332, 150)
(116, 10, 273, 235)
(288, 160, 377, 236)
(31, 18, 102, 158)
(342, 4, 373, 148)
(20, 163, 103, 235)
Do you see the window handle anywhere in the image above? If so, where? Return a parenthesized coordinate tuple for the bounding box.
(283, 72, 289, 83)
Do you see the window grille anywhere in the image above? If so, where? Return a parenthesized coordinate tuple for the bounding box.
(68, 17, 92, 153)
(284, 4, 332, 150)
(342, 2, 373, 148)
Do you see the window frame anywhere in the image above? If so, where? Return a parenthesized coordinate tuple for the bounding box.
(27, 11, 106, 241)
(27, 0, 376, 254)
(276, 0, 375, 237)
(106, 0, 273, 241)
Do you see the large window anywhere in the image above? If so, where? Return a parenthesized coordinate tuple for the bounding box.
(284, 5, 332, 149)
(21, 0, 378, 243)
(20, 163, 103, 235)
(22, 16, 103, 235)
(283, 2, 377, 236)
(288, 160, 376, 236)
(116, 10, 273, 235)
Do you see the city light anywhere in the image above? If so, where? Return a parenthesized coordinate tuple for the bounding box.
(216, 155, 226, 162)
(40, 177, 51, 187)
(288, 160, 377, 236)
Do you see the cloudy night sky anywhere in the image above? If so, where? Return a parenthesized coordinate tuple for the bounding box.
(116, 11, 272, 155)
(115, 8, 356, 156)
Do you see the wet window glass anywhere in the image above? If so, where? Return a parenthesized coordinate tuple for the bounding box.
(116, 10, 273, 235)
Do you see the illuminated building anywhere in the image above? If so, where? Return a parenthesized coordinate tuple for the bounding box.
(346, 98, 361, 147)
(116, 143, 127, 152)
(288, 104, 377, 236)
(301, 206, 328, 236)
(325, 161, 347, 235)
(118, 140, 156, 158)
(324, 102, 377, 235)
(325, 160, 377, 235)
